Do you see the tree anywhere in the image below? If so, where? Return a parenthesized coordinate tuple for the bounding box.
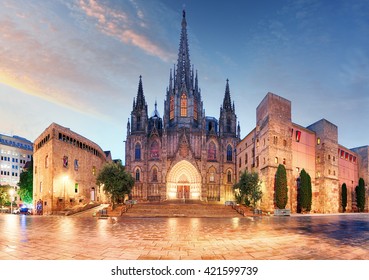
(275, 164, 288, 209)
(355, 178, 366, 212)
(17, 160, 33, 204)
(96, 162, 134, 209)
(233, 171, 262, 209)
(298, 169, 312, 213)
(341, 183, 347, 213)
(0, 185, 12, 206)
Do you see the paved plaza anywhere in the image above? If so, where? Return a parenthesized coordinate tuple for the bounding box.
(0, 213, 369, 260)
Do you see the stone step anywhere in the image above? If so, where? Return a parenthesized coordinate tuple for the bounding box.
(122, 203, 241, 218)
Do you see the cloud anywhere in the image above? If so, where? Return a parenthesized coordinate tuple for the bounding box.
(76, 0, 175, 62)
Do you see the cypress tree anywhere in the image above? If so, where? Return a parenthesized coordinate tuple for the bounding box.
(341, 183, 347, 212)
(356, 178, 366, 212)
(275, 164, 288, 209)
(299, 169, 312, 212)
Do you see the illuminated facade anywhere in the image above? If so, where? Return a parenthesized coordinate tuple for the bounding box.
(0, 134, 33, 206)
(237, 92, 368, 213)
(33, 123, 111, 214)
(125, 11, 240, 202)
(0, 134, 33, 187)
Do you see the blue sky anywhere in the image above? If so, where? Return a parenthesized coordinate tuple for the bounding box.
(1, 0, 368, 161)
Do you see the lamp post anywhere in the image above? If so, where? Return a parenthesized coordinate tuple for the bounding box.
(9, 188, 14, 214)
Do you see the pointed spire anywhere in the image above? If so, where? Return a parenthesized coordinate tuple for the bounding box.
(135, 75, 146, 110)
(127, 118, 131, 135)
(175, 9, 192, 91)
(237, 121, 241, 139)
(222, 79, 232, 111)
(191, 64, 195, 90)
(169, 68, 173, 92)
(195, 70, 198, 92)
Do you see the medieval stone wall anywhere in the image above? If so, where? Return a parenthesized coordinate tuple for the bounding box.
(33, 123, 109, 214)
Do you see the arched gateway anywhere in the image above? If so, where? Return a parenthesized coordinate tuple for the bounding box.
(166, 160, 202, 200)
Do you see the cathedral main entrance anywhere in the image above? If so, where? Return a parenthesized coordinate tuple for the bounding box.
(166, 160, 202, 200)
(177, 185, 190, 199)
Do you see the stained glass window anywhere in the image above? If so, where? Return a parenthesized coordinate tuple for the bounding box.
(135, 143, 141, 160)
(226, 145, 232, 161)
(150, 141, 159, 159)
(180, 93, 187, 117)
(170, 96, 174, 120)
(208, 141, 216, 161)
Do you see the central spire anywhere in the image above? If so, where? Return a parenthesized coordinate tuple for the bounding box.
(175, 9, 192, 92)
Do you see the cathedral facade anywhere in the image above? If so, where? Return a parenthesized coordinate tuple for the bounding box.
(125, 11, 240, 203)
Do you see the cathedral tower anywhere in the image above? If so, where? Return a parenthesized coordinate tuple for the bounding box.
(125, 10, 239, 203)
(164, 10, 204, 131)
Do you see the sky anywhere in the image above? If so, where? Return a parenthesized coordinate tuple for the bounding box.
(1, 0, 368, 162)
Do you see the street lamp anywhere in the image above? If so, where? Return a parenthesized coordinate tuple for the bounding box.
(9, 188, 14, 214)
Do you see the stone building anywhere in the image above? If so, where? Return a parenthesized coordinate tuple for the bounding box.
(237, 92, 368, 213)
(33, 123, 111, 214)
(125, 11, 240, 203)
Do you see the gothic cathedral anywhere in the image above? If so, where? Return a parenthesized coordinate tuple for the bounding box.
(125, 11, 240, 203)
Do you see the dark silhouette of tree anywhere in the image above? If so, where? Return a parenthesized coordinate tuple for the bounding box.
(341, 183, 347, 212)
(355, 178, 366, 212)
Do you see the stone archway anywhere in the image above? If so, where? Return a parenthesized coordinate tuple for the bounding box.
(166, 160, 202, 200)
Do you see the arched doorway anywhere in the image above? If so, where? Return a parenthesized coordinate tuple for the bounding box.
(166, 160, 202, 200)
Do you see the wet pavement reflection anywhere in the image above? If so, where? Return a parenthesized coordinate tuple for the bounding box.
(0, 214, 368, 260)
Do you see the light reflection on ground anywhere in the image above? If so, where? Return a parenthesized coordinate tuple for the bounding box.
(0, 214, 368, 260)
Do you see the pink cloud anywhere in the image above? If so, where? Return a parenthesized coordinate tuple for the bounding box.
(78, 0, 174, 62)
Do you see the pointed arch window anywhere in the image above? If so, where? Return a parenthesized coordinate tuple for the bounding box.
(152, 168, 158, 182)
(135, 143, 141, 160)
(208, 141, 216, 161)
(226, 145, 233, 161)
(170, 96, 174, 120)
(150, 140, 159, 159)
(194, 98, 198, 120)
(180, 93, 187, 117)
(227, 170, 232, 183)
(209, 167, 216, 183)
(135, 168, 140, 181)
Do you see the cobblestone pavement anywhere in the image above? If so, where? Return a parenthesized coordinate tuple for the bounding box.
(0, 213, 368, 260)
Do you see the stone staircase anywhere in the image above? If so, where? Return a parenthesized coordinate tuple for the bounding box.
(122, 201, 242, 218)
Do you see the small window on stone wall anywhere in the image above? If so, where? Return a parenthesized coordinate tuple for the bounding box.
(152, 168, 158, 182)
(63, 156, 68, 168)
(227, 170, 232, 183)
(135, 169, 140, 181)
